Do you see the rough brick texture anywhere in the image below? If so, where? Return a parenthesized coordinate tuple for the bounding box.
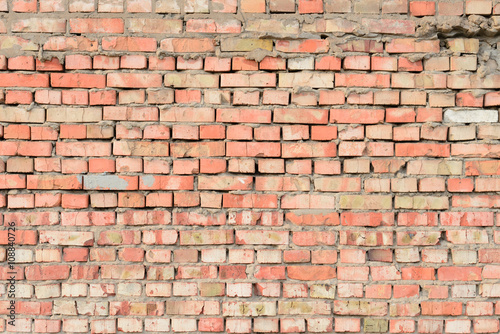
(1, 0, 500, 333)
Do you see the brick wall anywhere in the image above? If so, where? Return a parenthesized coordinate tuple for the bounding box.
(1, 0, 500, 333)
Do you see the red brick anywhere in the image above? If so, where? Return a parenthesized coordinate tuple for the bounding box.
(221, 73, 276, 87)
(315, 56, 342, 70)
(262, 90, 289, 105)
(398, 58, 423, 71)
(36, 58, 63, 71)
(25, 265, 70, 280)
(205, 57, 231, 72)
(484, 91, 500, 106)
(57, 142, 111, 157)
(223, 194, 278, 209)
(4, 124, 30, 139)
(386, 108, 416, 122)
(438, 267, 482, 281)
(336, 73, 390, 87)
(13, 0, 37, 12)
(456, 92, 484, 107)
(396, 143, 450, 157)
(149, 56, 175, 70)
(241, 0, 265, 12)
(8, 55, 35, 70)
(121, 55, 147, 69)
(171, 142, 223, 157)
(260, 56, 287, 70)
(93, 55, 120, 69)
(299, 0, 323, 13)
(65, 54, 92, 69)
(89, 90, 116, 105)
(232, 57, 258, 71)
(0, 141, 53, 156)
(274, 108, 328, 124)
(217, 108, 271, 123)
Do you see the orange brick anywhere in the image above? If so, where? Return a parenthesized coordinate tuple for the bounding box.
(5, 90, 32, 104)
(410, 1, 436, 16)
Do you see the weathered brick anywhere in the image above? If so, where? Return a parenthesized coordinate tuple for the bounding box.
(70, 18, 124, 33)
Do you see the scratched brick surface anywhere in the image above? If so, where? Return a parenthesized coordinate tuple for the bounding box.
(0, 0, 500, 333)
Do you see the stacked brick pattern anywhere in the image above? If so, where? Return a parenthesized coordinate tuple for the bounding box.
(1, 0, 500, 333)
